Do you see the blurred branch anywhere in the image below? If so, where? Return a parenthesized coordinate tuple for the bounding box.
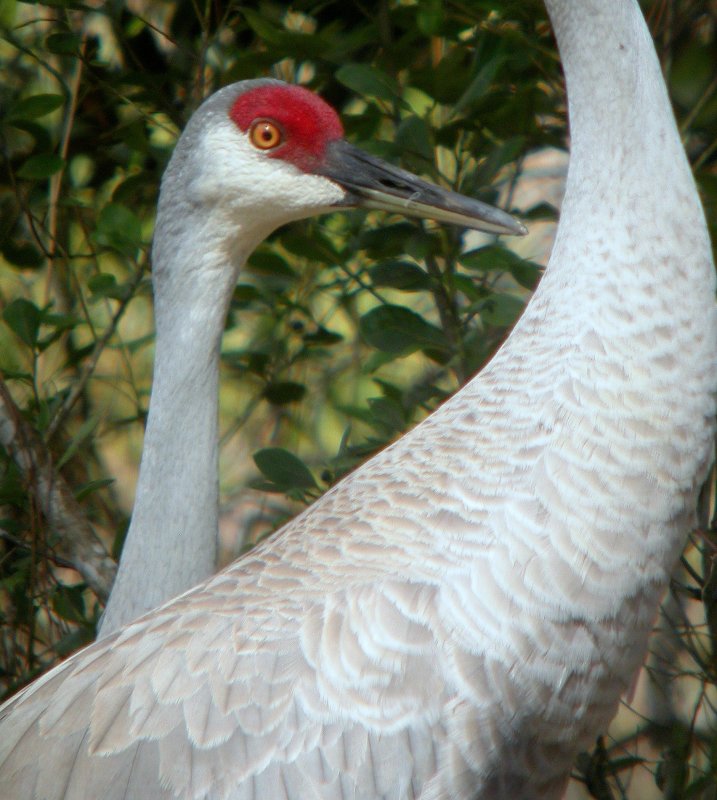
(44, 35, 85, 307)
(0, 379, 115, 601)
(46, 263, 146, 440)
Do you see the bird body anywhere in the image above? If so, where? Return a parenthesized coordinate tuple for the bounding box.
(1, 1, 715, 798)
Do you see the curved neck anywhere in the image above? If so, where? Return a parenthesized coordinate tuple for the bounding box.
(475, 0, 714, 596)
(544, 0, 708, 270)
(99, 208, 248, 635)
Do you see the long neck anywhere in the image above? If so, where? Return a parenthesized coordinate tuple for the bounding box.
(543, 0, 711, 290)
(518, 0, 714, 541)
(442, 0, 715, 612)
(99, 201, 248, 635)
(506, 0, 715, 372)
(491, 0, 715, 622)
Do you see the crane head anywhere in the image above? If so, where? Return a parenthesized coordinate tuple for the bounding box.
(160, 80, 525, 246)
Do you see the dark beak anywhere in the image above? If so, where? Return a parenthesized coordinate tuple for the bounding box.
(317, 139, 526, 236)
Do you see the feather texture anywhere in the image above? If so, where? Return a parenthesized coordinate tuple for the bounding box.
(1, 0, 715, 798)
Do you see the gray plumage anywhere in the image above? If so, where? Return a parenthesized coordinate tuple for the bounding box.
(1, 1, 715, 798)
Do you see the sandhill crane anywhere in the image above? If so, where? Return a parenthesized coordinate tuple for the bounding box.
(98, 84, 523, 636)
(1, 0, 715, 797)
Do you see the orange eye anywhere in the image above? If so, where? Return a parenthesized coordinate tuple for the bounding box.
(249, 119, 283, 150)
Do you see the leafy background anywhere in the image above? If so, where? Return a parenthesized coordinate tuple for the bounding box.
(0, 1, 715, 797)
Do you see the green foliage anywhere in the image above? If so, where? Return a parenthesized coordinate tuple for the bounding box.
(253, 447, 317, 493)
(0, 1, 715, 797)
(360, 304, 448, 355)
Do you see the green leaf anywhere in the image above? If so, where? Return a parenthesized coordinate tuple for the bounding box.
(262, 381, 306, 405)
(453, 53, 508, 116)
(55, 626, 94, 656)
(231, 284, 264, 309)
(0, 368, 32, 382)
(362, 350, 402, 373)
(335, 64, 400, 102)
(360, 304, 447, 354)
(0, 465, 24, 507)
(117, 119, 150, 153)
(460, 245, 541, 289)
(253, 447, 317, 490)
(478, 293, 525, 328)
(7, 94, 64, 122)
(395, 116, 434, 161)
(17, 154, 65, 180)
(368, 396, 405, 434)
(45, 32, 81, 55)
(111, 173, 151, 204)
(602, 755, 647, 775)
(417, 0, 443, 35)
(57, 415, 100, 469)
(472, 136, 527, 185)
(1, 239, 44, 269)
(247, 251, 297, 280)
(369, 260, 431, 292)
(451, 273, 481, 301)
(7, 119, 52, 150)
(93, 204, 142, 256)
(75, 478, 115, 502)
(51, 584, 86, 624)
(303, 326, 343, 346)
(0, 0, 17, 27)
(3, 298, 41, 346)
(461, 245, 521, 272)
(371, 378, 404, 403)
(358, 223, 421, 257)
(523, 202, 558, 221)
(223, 349, 271, 376)
(37, 311, 80, 352)
(0, 564, 27, 593)
(509, 261, 542, 291)
(88, 273, 132, 301)
(281, 229, 339, 264)
(241, 8, 283, 43)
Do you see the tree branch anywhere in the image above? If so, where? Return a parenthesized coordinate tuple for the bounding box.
(0, 380, 116, 601)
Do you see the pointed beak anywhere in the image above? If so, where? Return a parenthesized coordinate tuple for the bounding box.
(316, 139, 526, 236)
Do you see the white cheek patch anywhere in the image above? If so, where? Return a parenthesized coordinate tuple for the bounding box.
(189, 122, 346, 217)
(183, 119, 346, 236)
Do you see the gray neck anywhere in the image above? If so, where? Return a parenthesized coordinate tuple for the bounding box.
(490, 0, 715, 589)
(463, 0, 715, 574)
(521, 0, 713, 327)
(99, 193, 249, 634)
(544, 0, 706, 264)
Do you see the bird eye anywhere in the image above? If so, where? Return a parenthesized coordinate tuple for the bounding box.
(249, 120, 283, 150)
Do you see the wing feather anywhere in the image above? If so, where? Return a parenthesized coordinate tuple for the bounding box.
(0, 571, 465, 799)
